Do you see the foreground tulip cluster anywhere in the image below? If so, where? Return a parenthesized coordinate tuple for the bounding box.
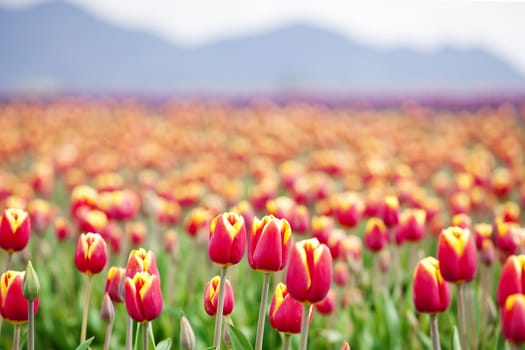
(0, 99, 524, 349)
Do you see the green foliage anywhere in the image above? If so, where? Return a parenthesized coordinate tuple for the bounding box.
(75, 336, 94, 350)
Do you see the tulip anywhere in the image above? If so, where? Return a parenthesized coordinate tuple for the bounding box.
(27, 198, 52, 234)
(180, 315, 196, 350)
(0, 208, 31, 254)
(74, 232, 108, 276)
(269, 283, 304, 334)
(76, 208, 109, 239)
(203, 276, 234, 316)
(105, 266, 125, 303)
(23, 261, 40, 350)
(0, 270, 39, 323)
(334, 261, 350, 286)
(412, 257, 450, 313)
(497, 255, 525, 308)
(311, 215, 334, 245)
(70, 185, 98, 220)
(333, 192, 364, 228)
(54, 216, 70, 241)
(398, 209, 426, 242)
(364, 217, 388, 252)
(126, 221, 147, 246)
(380, 195, 399, 228)
(451, 213, 471, 229)
(501, 294, 525, 347)
(474, 223, 492, 250)
(184, 207, 212, 237)
(124, 271, 163, 322)
(315, 289, 336, 315)
(208, 212, 246, 266)
(249, 215, 292, 272)
(437, 226, 477, 283)
(494, 218, 520, 254)
(100, 293, 115, 350)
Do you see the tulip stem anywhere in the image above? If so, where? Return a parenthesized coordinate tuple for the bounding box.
(430, 314, 441, 350)
(126, 316, 134, 350)
(255, 273, 271, 350)
(143, 322, 149, 350)
(299, 303, 312, 350)
(28, 300, 35, 350)
(213, 266, 228, 349)
(457, 283, 468, 350)
(80, 275, 93, 343)
(282, 334, 291, 350)
(12, 324, 21, 350)
(5, 252, 12, 271)
(103, 319, 114, 350)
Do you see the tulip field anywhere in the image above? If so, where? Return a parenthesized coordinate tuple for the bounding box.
(0, 98, 525, 350)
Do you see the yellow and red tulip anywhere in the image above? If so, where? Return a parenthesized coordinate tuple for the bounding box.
(74, 232, 108, 276)
(203, 276, 234, 316)
(0, 270, 40, 323)
(333, 192, 364, 228)
(315, 289, 336, 315)
(54, 216, 70, 241)
(397, 209, 426, 243)
(364, 217, 388, 252)
(436, 226, 477, 283)
(248, 215, 292, 272)
(501, 293, 525, 345)
(497, 255, 525, 307)
(105, 266, 125, 303)
(269, 283, 304, 334)
(208, 212, 246, 266)
(124, 271, 163, 322)
(0, 208, 31, 253)
(380, 195, 399, 228)
(311, 215, 334, 245)
(412, 257, 451, 313)
(125, 248, 159, 278)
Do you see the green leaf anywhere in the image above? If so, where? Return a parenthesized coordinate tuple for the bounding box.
(75, 337, 94, 350)
(416, 331, 433, 350)
(156, 338, 172, 350)
(227, 323, 254, 350)
(451, 326, 461, 350)
(382, 292, 401, 350)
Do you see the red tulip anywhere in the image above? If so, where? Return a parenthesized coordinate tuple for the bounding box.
(437, 226, 477, 283)
(473, 223, 492, 250)
(208, 212, 246, 266)
(364, 217, 388, 252)
(451, 213, 471, 229)
(412, 257, 451, 313)
(74, 232, 108, 275)
(0, 270, 39, 323)
(125, 248, 159, 278)
(315, 289, 336, 315)
(380, 195, 399, 228)
(398, 209, 426, 243)
(285, 238, 332, 304)
(54, 217, 70, 241)
(269, 283, 304, 334)
(311, 215, 334, 245)
(248, 215, 292, 272)
(334, 261, 350, 286)
(497, 255, 525, 307)
(203, 276, 234, 316)
(0, 208, 31, 253)
(27, 198, 52, 233)
(105, 266, 125, 303)
(124, 271, 163, 322)
(70, 185, 98, 220)
(184, 207, 212, 237)
(333, 193, 364, 228)
(501, 293, 525, 345)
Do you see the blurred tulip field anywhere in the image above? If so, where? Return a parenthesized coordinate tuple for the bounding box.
(0, 98, 525, 349)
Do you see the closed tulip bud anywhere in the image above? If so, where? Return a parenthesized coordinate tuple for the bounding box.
(0, 208, 31, 253)
(180, 315, 196, 350)
(494, 218, 520, 254)
(334, 193, 364, 228)
(474, 223, 493, 250)
(208, 212, 246, 266)
(23, 261, 40, 302)
(286, 238, 332, 304)
(437, 227, 477, 283)
(398, 209, 426, 242)
(74, 232, 108, 275)
(315, 289, 336, 315)
(326, 229, 344, 260)
(124, 271, 163, 322)
(364, 217, 388, 252)
(0, 271, 39, 323)
(380, 195, 399, 228)
(125, 248, 159, 278)
(156, 198, 181, 226)
(54, 216, 70, 241)
(311, 215, 334, 245)
(501, 294, 525, 345)
(497, 255, 525, 307)
(203, 276, 234, 316)
(269, 283, 304, 334)
(412, 257, 451, 313)
(249, 215, 292, 272)
(105, 266, 125, 303)
(100, 292, 115, 324)
(340, 341, 351, 350)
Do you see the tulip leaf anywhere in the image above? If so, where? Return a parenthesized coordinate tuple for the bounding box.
(451, 326, 461, 350)
(74, 337, 94, 350)
(156, 338, 172, 350)
(227, 323, 254, 350)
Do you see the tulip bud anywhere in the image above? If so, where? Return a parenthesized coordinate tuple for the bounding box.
(474, 223, 493, 250)
(269, 283, 304, 334)
(54, 216, 70, 241)
(74, 232, 108, 276)
(0, 271, 39, 323)
(311, 215, 334, 245)
(105, 266, 125, 303)
(334, 261, 350, 286)
(380, 195, 399, 228)
(437, 226, 477, 283)
(398, 209, 426, 242)
(364, 217, 388, 252)
(498, 201, 521, 224)
(203, 276, 234, 316)
(23, 261, 40, 302)
(501, 293, 525, 345)
(184, 207, 212, 237)
(494, 218, 520, 254)
(100, 292, 115, 324)
(124, 271, 163, 322)
(480, 240, 496, 266)
(315, 289, 336, 315)
(412, 257, 451, 313)
(0, 208, 31, 253)
(125, 248, 159, 278)
(180, 316, 196, 350)
(126, 221, 147, 246)
(451, 213, 471, 229)
(77, 209, 108, 239)
(333, 192, 364, 228)
(497, 255, 525, 307)
(70, 185, 98, 219)
(340, 341, 351, 350)
(285, 238, 332, 304)
(249, 215, 292, 272)
(208, 212, 246, 266)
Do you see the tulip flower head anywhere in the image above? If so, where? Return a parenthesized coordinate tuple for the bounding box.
(285, 238, 332, 304)
(315, 289, 336, 315)
(333, 192, 364, 228)
(398, 209, 426, 243)
(412, 257, 451, 313)
(364, 217, 388, 252)
(269, 283, 304, 334)
(203, 276, 234, 316)
(437, 226, 477, 283)
(125, 248, 159, 278)
(249, 215, 292, 272)
(380, 195, 400, 228)
(0, 270, 39, 324)
(74, 232, 108, 276)
(501, 293, 525, 345)
(497, 255, 525, 307)
(124, 271, 163, 322)
(0, 208, 31, 253)
(208, 212, 246, 266)
(105, 266, 125, 303)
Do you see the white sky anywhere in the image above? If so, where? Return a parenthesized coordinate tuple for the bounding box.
(2, 0, 525, 74)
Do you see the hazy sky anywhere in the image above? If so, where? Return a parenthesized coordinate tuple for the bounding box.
(2, 0, 525, 74)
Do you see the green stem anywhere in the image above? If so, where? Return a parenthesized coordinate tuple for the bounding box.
(457, 283, 468, 350)
(126, 316, 134, 350)
(509, 342, 521, 350)
(255, 273, 271, 350)
(143, 322, 149, 350)
(213, 266, 228, 349)
(5, 252, 12, 271)
(80, 275, 93, 343)
(282, 334, 291, 350)
(430, 314, 441, 350)
(148, 322, 157, 348)
(28, 300, 34, 350)
(12, 324, 21, 350)
(298, 303, 312, 350)
(134, 322, 141, 350)
(103, 320, 113, 350)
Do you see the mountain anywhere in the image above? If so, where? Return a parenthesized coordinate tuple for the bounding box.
(1, 1, 524, 94)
